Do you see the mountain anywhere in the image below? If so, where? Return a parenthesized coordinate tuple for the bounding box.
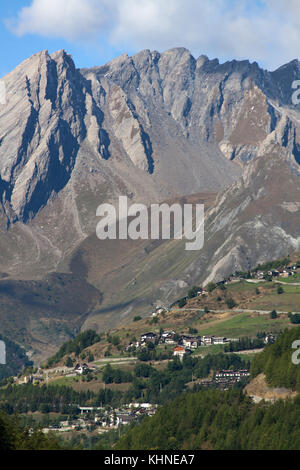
(0, 48, 299, 360)
(0, 48, 241, 279)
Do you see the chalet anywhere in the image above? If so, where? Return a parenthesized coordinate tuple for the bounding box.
(130, 403, 153, 409)
(140, 332, 157, 344)
(161, 330, 175, 339)
(173, 346, 191, 359)
(180, 336, 201, 349)
(202, 335, 214, 346)
(160, 330, 176, 344)
(268, 270, 279, 277)
(279, 269, 292, 278)
(256, 271, 265, 280)
(74, 363, 90, 375)
(156, 308, 165, 315)
(165, 337, 176, 345)
(18, 375, 32, 385)
(32, 375, 44, 384)
(212, 337, 228, 345)
(199, 379, 215, 388)
(264, 334, 277, 345)
(116, 414, 135, 426)
(196, 288, 207, 296)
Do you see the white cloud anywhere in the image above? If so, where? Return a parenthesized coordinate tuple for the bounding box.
(7, 0, 112, 41)
(6, 0, 300, 69)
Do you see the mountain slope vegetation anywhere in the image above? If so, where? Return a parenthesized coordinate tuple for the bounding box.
(116, 388, 300, 450)
(251, 326, 300, 390)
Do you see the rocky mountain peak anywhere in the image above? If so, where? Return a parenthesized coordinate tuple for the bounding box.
(0, 46, 300, 228)
(0, 48, 87, 222)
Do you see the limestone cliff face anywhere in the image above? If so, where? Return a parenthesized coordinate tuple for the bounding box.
(1, 47, 300, 231)
(0, 47, 245, 231)
(0, 50, 87, 222)
(86, 48, 300, 172)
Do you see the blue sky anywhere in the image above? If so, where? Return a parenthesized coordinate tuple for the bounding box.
(0, 1, 126, 77)
(0, 0, 299, 77)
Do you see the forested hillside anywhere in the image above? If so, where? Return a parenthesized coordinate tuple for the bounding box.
(45, 330, 101, 367)
(117, 329, 300, 450)
(116, 389, 300, 450)
(251, 327, 300, 390)
(0, 353, 249, 414)
(0, 411, 62, 450)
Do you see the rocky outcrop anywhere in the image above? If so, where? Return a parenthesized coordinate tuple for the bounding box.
(245, 373, 298, 403)
(0, 50, 88, 222)
(86, 48, 300, 173)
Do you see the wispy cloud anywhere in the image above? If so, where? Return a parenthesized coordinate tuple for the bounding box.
(6, 0, 300, 70)
(6, 0, 112, 42)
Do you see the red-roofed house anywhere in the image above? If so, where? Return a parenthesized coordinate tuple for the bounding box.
(173, 346, 191, 359)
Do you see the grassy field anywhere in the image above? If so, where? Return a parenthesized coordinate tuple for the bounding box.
(192, 343, 225, 356)
(195, 311, 292, 338)
(182, 279, 300, 315)
(245, 284, 300, 312)
(226, 281, 271, 293)
(278, 273, 300, 283)
(234, 352, 259, 362)
(223, 280, 300, 312)
(193, 343, 259, 362)
(49, 363, 135, 393)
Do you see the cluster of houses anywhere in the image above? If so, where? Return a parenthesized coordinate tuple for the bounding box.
(133, 330, 231, 360)
(215, 369, 250, 383)
(133, 328, 278, 360)
(15, 362, 98, 386)
(254, 265, 299, 280)
(200, 369, 250, 390)
(173, 335, 228, 359)
(42, 403, 158, 435)
(16, 373, 45, 385)
(96, 403, 158, 429)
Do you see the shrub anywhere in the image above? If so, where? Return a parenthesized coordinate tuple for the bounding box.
(270, 310, 278, 319)
(277, 285, 284, 295)
(178, 298, 187, 308)
(225, 298, 236, 309)
(206, 282, 216, 293)
(188, 286, 200, 299)
(290, 313, 300, 324)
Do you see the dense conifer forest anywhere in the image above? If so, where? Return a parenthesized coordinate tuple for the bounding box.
(250, 327, 300, 390)
(116, 389, 300, 450)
